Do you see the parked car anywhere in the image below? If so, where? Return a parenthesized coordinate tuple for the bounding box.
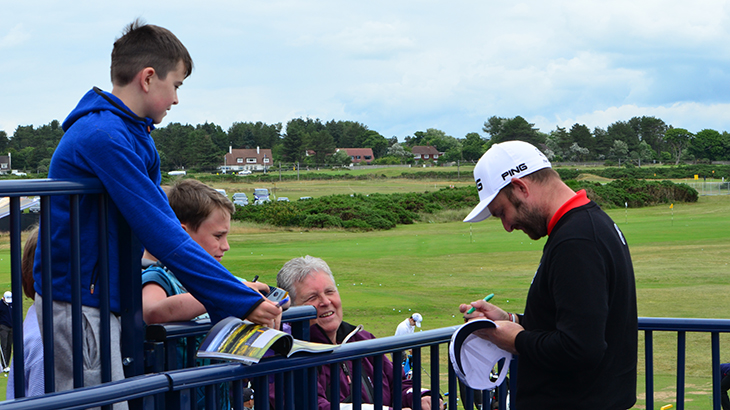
(253, 188, 271, 205)
(299, 196, 313, 201)
(232, 192, 249, 206)
(237, 170, 252, 176)
(215, 188, 227, 198)
(167, 170, 186, 176)
(28, 196, 41, 213)
(276, 197, 289, 202)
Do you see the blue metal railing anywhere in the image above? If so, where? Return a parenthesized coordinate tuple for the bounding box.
(1, 178, 730, 410)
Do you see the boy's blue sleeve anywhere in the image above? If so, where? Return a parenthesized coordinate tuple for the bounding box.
(76, 123, 264, 323)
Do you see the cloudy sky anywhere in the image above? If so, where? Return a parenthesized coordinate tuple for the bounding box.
(2, 1, 730, 141)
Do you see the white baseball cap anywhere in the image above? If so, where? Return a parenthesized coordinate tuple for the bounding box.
(463, 140, 551, 223)
(411, 313, 423, 327)
(3, 291, 11, 303)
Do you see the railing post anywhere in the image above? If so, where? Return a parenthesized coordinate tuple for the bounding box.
(646, 330, 654, 410)
(40, 194, 55, 394)
(676, 330, 686, 410)
(712, 332, 721, 410)
(9, 197, 25, 399)
(412, 347, 421, 410)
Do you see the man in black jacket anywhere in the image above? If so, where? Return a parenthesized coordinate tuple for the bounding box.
(460, 140, 637, 410)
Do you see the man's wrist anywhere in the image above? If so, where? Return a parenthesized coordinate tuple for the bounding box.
(507, 312, 518, 324)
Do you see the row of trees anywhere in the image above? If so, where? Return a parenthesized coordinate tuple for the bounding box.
(2, 115, 729, 173)
(484, 115, 730, 165)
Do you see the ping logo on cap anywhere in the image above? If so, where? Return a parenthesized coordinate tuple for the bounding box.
(475, 178, 483, 191)
(501, 163, 528, 180)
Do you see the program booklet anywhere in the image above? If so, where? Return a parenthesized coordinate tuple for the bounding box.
(197, 316, 338, 364)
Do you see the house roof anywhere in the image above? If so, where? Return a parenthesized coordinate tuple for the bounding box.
(224, 148, 273, 163)
(336, 148, 374, 158)
(411, 145, 440, 155)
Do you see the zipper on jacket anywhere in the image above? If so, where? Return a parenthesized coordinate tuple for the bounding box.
(89, 262, 99, 295)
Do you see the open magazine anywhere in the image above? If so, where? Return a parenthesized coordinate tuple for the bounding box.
(197, 316, 338, 364)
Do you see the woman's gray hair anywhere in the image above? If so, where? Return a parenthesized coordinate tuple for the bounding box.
(277, 255, 336, 303)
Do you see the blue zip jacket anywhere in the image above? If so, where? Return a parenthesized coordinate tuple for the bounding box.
(33, 87, 263, 322)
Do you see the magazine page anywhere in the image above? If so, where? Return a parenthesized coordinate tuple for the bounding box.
(288, 338, 340, 356)
(197, 316, 293, 364)
(197, 316, 339, 364)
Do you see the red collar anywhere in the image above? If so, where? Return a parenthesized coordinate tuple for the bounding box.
(547, 190, 590, 235)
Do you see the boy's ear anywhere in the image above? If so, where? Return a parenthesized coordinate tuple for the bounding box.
(180, 223, 188, 233)
(139, 67, 156, 92)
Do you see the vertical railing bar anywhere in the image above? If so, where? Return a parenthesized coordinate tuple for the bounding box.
(284, 370, 295, 410)
(9, 197, 25, 399)
(430, 344, 440, 410)
(677, 330, 686, 410)
(498, 357, 508, 409)
(447, 354, 458, 410)
(412, 347, 421, 410)
(309, 367, 319, 410)
(97, 194, 112, 410)
(40, 194, 55, 393)
(392, 351, 402, 410)
(69, 194, 84, 388)
(275, 372, 284, 410)
(231, 379, 243, 410)
(712, 332, 721, 410)
(645, 330, 654, 410)
(373, 354, 383, 410)
(330, 362, 340, 410)
(254, 375, 269, 410)
(352, 358, 362, 410)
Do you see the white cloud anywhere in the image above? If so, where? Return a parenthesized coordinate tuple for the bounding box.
(2, 0, 730, 140)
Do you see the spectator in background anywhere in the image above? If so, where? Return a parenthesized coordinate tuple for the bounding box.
(0, 290, 12, 372)
(7, 227, 44, 398)
(394, 313, 423, 377)
(243, 387, 255, 410)
(394, 313, 423, 336)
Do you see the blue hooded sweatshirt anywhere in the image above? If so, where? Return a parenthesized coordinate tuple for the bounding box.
(33, 87, 263, 322)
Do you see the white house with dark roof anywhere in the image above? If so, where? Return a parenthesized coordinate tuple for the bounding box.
(411, 145, 441, 163)
(221, 146, 272, 172)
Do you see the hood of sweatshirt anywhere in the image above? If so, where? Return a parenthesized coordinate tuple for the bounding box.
(62, 87, 155, 133)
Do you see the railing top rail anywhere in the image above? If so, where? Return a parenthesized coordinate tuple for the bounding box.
(0, 178, 105, 196)
(639, 316, 730, 332)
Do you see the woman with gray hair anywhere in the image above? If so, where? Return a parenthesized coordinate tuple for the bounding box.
(275, 255, 441, 410)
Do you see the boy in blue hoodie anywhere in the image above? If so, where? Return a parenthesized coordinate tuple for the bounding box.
(32, 20, 282, 402)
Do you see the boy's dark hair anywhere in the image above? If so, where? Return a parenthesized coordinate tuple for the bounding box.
(111, 18, 194, 86)
(166, 179, 235, 232)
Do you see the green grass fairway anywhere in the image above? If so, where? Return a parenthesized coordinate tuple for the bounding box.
(0, 192, 728, 408)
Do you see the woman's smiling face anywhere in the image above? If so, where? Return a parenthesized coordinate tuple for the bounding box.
(293, 270, 343, 343)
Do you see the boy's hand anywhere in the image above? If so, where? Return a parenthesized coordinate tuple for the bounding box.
(244, 280, 271, 295)
(247, 299, 282, 329)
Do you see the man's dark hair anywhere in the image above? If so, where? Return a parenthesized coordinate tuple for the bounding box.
(111, 18, 193, 86)
(501, 167, 559, 205)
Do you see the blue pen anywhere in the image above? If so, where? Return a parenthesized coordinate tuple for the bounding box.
(466, 293, 494, 314)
